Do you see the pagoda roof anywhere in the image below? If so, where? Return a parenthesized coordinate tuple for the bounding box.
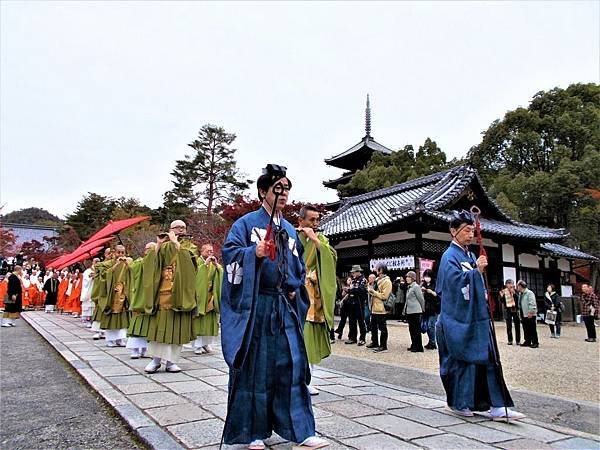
(323, 172, 355, 189)
(320, 165, 574, 246)
(324, 136, 393, 170)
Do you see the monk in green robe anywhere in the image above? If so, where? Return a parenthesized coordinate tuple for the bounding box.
(298, 205, 338, 396)
(100, 245, 131, 347)
(144, 220, 197, 374)
(192, 243, 223, 355)
(126, 242, 156, 359)
(90, 248, 113, 340)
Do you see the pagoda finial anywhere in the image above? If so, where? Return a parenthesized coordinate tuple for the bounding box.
(365, 94, 371, 138)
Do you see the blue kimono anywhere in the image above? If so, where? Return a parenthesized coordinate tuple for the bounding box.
(221, 207, 315, 444)
(436, 241, 513, 411)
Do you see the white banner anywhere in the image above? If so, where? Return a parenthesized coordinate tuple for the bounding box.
(369, 255, 415, 272)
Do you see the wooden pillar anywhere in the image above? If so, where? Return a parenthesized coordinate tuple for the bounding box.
(514, 246, 521, 282)
(415, 231, 423, 280)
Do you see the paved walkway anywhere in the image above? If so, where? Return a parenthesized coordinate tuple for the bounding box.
(22, 312, 600, 450)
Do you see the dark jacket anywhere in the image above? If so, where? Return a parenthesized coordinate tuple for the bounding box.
(5, 273, 23, 313)
(544, 291, 560, 311)
(422, 280, 440, 315)
(348, 274, 367, 305)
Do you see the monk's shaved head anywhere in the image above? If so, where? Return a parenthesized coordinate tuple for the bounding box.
(170, 220, 187, 229)
(144, 242, 157, 255)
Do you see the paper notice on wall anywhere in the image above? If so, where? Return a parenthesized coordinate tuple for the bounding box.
(419, 259, 435, 279)
(560, 285, 572, 297)
(503, 266, 517, 284)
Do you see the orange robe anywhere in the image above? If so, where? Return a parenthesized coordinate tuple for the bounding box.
(66, 277, 83, 314)
(0, 279, 7, 309)
(28, 284, 40, 308)
(22, 281, 31, 308)
(57, 278, 69, 311)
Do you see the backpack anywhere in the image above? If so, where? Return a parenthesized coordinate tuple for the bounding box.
(384, 292, 397, 312)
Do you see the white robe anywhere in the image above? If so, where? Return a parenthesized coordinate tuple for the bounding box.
(81, 268, 95, 317)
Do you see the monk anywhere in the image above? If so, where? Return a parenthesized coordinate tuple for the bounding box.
(21, 274, 31, 309)
(68, 272, 83, 317)
(0, 276, 8, 309)
(28, 280, 40, 310)
(144, 220, 197, 374)
(36, 276, 46, 309)
(100, 245, 130, 347)
(91, 248, 114, 340)
(192, 243, 223, 355)
(57, 271, 70, 313)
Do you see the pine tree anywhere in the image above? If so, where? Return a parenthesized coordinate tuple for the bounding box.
(188, 125, 252, 215)
(164, 124, 252, 216)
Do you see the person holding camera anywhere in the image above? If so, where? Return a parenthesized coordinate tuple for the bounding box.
(334, 276, 352, 340)
(367, 264, 392, 353)
(344, 265, 367, 346)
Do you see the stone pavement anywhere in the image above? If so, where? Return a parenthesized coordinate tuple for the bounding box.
(22, 312, 600, 450)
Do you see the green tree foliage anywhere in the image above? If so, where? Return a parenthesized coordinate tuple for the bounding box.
(158, 190, 194, 226)
(163, 124, 252, 216)
(337, 139, 460, 197)
(1, 207, 62, 226)
(65, 194, 157, 241)
(469, 83, 599, 179)
(468, 83, 600, 257)
(65, 193, 117, 240)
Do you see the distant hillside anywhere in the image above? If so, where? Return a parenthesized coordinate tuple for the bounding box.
(1, 207, 63, 226)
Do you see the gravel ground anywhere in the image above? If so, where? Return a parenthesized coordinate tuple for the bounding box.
(331, 319, 600, 403)
(0, 320, 144, 450)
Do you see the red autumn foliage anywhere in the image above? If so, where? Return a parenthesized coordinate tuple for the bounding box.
(188, 197, 329, 258)
(0, 226, 16, 256)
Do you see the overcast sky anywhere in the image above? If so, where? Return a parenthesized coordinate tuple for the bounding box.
(1, 1, 598, 218)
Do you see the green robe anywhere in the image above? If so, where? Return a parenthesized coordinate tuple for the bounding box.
(145, 240, 197, 345)
(90, 259, 113, 323)
(193, 257, 223, 337)
(127, 257, 151, 338)
(100, 259, 130, 330)
(301, 233, 337, 365)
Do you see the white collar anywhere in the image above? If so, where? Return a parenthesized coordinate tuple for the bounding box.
(261, 205, 281, 225)
(451, 240, 469, 254)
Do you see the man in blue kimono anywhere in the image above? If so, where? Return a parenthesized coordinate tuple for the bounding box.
(220, 164, 328, 450)
(436, 210, 525, 421)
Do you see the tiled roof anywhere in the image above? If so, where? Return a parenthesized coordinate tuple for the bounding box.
(426, 211, 568, 241)
(323, 172, 355, 188)
(325, 136, 393, 166)
(320, 165, 567, 242)
(540, 243, 598, 261)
